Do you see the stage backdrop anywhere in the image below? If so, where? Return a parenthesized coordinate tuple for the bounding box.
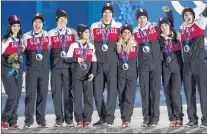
(1, 1, 207, 93)
(2, 1, 207, 35)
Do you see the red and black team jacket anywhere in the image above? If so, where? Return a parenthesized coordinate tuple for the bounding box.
(48, 27, 78, 69)
(117, 39, 138, 78)
(65, 40, 97, 80)
(90, 19, 122, 64)
(160, 30, 183, 72)
(1, 36, 24, 72)
(159, 11, 183, 71)
(178, 7, 207, 63)
(133, 22, 163, 64)
(23, 30, 49, 71)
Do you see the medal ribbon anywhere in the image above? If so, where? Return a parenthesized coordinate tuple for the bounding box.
(165, 39, 173, 57)
(101, 22, 112, 47)
(183, 26, 193, 46)
(77, 42, 89, 63)
(57, 28, 67, 52)
(31, 31, 44, 54)
(7, 68, 19, 78)
(138, 27, 150, 47)
(121, 45, 129, 63)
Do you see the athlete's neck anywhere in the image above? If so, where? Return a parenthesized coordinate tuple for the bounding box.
(81, 39, 87, 45)
(140, 22, 148, 28)
(102, 19, 112, 25)
(58, 26, 66, 31)
(33, 29, 41, 34)
(163, 30, 170, 36)
(11, 33, 17, 37)
(123, 38, 129, 44)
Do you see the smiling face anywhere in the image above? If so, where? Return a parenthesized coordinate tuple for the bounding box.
(33, 19, 43, 33)
(10, 24, 20, 36)
(57, 16, 68, 29)
(138, 16, 148, 27)
(160, 23, 170, 35)
(122, 29, 132, 41)
(81, 29, 90, 40)
(103, 10, 113, 22)
(184, 11, 194, 24)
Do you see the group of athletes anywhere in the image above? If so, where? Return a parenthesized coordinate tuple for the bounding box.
(1, 3, 207, 129)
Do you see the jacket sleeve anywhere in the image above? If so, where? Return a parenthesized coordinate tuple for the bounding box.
(1, 38, 10, 55)
(89, 24, 95, 44)
(71, 28, 79, 41)
(90, 44, 97, 75)
(47, 30, 53, 50)
(158, 35, 164, 50)
(171, 28, 177, 43)
(1, 55, 12, 68)
(22, 34, 28, 55)
(65, 43, 78, 63)
(195, 6, 207, 29)
(165, 10, 174, 28)
(90, 62, 97, 76)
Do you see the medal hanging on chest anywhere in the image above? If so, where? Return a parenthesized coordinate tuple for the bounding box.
(101, 22, 111, 51)
(121, 46, 130, 70)
(139, 28, 150, 53)
(183, 26, 192, 53)
(165, 39, 173, 63)
(58, 29, 68, 58)
(78, 42, 89, 70)
(31, 31, 44, 61)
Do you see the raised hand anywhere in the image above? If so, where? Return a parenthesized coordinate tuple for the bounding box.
(162, 6, 171, 13)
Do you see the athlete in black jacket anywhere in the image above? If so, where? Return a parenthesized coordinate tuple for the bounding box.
(159, 6, 184, 127)
(179, 7, 207, 128)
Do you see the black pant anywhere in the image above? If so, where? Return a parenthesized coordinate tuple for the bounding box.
(94, 63, 117, 124)
(139, 62, 161, 122)
(183, 60, 207, 122)
(73, 79, 93, 122)
(51, 68, 73, 123)
(162, 64, 183, 122)
(118, 77, 136, 122)
(24, 68, 49, 124)
(1, 69, 22, 125)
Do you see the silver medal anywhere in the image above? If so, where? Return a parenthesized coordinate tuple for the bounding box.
(102, 44, 108, 51)
(36, 54, 43, 61)
(184, 45, 190, 52)
(166, 56, 171, 63)
(80, 62, 87, 70)
(143, 46, 150, 53)
(60, 51, 66, 58)
(122, 63, 129, 70)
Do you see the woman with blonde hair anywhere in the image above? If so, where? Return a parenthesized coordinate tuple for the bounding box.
(117, 24, 138, 127)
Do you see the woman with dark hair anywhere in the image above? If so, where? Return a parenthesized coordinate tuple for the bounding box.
(1, 15, 24, 129)
(158, 6, 184, 127)
(65, 24, 97, 127)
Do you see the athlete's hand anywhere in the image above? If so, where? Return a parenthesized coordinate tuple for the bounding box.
(88, 74, 94, 81)
(162, 6, 171, 13)
(12, 64, 20, 69)
(78, 57, 84, 63)
(116, 42, 122, 53)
